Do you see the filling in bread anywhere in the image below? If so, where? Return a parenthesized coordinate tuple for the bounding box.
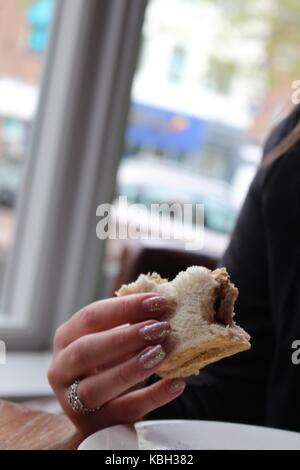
(212, 269, 238, 326)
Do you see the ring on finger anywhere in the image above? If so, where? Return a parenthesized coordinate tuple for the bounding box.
(68, 379, 101, 415)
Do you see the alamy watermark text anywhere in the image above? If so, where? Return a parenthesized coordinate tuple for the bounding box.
(96, 196, 205, 251)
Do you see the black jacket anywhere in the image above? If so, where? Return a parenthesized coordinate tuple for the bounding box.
(147, 105, 300, 432)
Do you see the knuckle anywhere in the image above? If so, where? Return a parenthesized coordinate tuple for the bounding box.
(120, 295, 131, 319)
(53, 325, 66, 350)
(113, 327, 127, 349)
(117, 363, 130, 388)
(79, 306, 97, 330)
(47, 362, 59, 386)
(79, 383, 96, 408)
(69, 340, 85, 366)
(148, 387, 162, 408)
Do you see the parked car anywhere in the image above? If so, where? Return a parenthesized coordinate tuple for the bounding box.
(0, 158, 23, 208)
(116, 157, 237, 234)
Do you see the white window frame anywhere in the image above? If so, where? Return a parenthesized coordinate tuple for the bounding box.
(0, 0, 147, 350)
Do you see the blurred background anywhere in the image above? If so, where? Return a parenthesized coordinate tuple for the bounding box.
(0, 0, 298, 400)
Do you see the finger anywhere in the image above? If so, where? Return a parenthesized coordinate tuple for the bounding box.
(54, 293, 170, 351)
(55, 320, 171, 384)
(101, 378, 186, 425)
(66, 379, 185, 437)
(77, 345, 167, 409)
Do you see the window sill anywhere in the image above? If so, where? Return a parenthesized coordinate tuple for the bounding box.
(0, 351, 53, 399)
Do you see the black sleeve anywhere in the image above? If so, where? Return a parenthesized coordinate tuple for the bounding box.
(146, 169, 274, 425)
(146, 105, 300, 425)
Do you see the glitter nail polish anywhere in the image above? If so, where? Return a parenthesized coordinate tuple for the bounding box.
(139, 321, 171, 341)
(138, 345, 166, 370)
(167, 379, 185, 394)
(142, 296, 168, 314)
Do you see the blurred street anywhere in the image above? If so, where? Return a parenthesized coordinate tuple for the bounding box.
(0, 0, 297, 303)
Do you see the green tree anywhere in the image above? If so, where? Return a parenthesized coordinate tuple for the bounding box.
(204, 0, 300, 89)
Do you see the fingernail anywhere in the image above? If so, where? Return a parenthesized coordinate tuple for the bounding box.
(167, 379, 186, 394)
(139, 321, 171, 341)
(142, 296, 168, 314)
(138, 345, 166, 370)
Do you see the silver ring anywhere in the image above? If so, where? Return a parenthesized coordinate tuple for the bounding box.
(68, 379, 101, 415)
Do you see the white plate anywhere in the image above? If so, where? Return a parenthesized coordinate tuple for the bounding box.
(78, 419, 300, 450)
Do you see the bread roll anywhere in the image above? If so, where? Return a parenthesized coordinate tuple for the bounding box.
(116, 266, 251, 378)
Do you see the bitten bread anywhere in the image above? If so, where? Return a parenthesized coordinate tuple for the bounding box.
(116, 266, 251, 378)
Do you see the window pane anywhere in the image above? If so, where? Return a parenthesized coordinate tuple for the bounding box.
(168, 47, 186, 82)
(101, 0, 297, 296)
(0, 0, 55, 307)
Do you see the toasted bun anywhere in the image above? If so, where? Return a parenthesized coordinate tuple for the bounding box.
(116, 266, 251, 378)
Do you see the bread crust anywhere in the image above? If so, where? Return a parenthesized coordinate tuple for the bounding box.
(158, 331, 250, 378)
(116, 266, 250, 378)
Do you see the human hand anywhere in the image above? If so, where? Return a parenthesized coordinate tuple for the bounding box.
(48, 293, 185, 437)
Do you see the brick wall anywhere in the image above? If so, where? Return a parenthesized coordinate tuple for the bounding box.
(0, 0, 42, 83)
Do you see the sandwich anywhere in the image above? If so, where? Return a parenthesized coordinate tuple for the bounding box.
(116, 266, 251, 378)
